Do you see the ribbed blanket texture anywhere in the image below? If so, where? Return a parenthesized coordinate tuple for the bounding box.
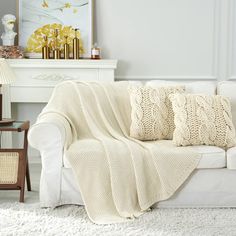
(38, 81, 200, 224)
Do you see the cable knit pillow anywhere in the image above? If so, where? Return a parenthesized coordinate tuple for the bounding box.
(129, 85, 185, 140)
(170, 94, 236, 148)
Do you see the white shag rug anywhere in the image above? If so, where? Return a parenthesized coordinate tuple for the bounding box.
(1, 203, 236, 236)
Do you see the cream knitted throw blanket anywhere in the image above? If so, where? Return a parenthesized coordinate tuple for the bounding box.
(38, 81, 200, 224)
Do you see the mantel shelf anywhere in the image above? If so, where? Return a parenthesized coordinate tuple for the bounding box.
(7, 59, 118, 69)
(5, 58, 118, 103)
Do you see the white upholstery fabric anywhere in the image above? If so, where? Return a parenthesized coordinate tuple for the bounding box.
(226, 147, 236, 169)
(156, 169, 236, 207)
(217, 81, 236, 169)
(61, 168, 83, 206)
(60, 168, 236, 208)
(52, 167, 236, 208)
(146, 81, 216, 95)
(28, 115, 72, 207)
(217, 81, 236, 129)
(63, 155, 71, 168)
(28, 123, 64, 207)
(64, 145, 225, 169)
(190, 146, 225, 169)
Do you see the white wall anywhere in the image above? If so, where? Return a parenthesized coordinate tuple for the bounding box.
(95, 0, 214, 80)
(94, 0, 231, 81)
(229, 0, 236, 80)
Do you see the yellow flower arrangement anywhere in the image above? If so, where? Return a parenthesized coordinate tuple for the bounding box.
(26, 23, 84, 54)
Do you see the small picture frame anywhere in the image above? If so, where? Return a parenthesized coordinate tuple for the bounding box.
(17, 0, 93, 58)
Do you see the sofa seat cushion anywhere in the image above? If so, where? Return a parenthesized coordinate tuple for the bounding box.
(189, 146, 226, 169)
(63, 143, 225, 169)
(226, 147, 236, 169)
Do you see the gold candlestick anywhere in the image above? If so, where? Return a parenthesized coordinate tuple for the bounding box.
(53, 49, 61, 59)
(73, 29, 80, 59)
(53, 29, 61, 59)
(42, 36, 50, 59)
(64, 36, 70, 59)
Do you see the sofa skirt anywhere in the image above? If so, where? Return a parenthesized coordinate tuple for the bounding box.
(40, 167, 236, 208)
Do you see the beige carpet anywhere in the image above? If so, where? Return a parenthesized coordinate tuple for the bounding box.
(1, 203, 236, 235)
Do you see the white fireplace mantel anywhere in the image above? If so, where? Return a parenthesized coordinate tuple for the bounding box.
(7, 59, 118, 103)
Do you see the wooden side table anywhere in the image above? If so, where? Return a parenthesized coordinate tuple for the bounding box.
(0, 121, 31, 202)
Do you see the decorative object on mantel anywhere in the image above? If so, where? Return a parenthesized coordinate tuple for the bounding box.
(73, 29, 80, 59)
(0, 15, 23, 59)
(52, 29, 61, 59)
(1, 14, 17, 46)
(91, 43, 101, 59)
(64, 36, 70, 59)
(42, 36, 50, 59)
(0, 59, 15, 125)
(41, 28, 82, 60)
(0, 46, 24, 59)
(18, 0, 93, 59)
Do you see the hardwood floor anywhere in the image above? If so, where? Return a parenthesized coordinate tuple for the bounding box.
(0, 163, 41, 204)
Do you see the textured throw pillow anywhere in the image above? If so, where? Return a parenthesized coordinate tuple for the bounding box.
(170, 93, 236, 148)
(129, 85, 185, 140)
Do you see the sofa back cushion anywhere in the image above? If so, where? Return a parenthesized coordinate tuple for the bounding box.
(217, 81, 236, 129)
(146, 80, 216, 95)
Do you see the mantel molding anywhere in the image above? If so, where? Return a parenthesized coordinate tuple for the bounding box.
(7, 59, 118, 69)
(6, 59, 117, 103)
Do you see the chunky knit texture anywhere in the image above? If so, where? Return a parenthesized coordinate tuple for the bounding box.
(37, 81, 200, 224)
(129, 86, 185, 140)
(170, 93, 236, 148)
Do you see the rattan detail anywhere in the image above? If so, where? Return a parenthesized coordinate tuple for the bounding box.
(0, 152, 19, 184)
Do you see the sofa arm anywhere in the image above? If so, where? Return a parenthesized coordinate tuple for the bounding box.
(28, 113, 73, 152)
(28, 114, 73, 207)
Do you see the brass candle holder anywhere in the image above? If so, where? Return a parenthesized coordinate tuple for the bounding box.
(42, 36, 50, 59)
(64, 36, 70, 59)
(41, 28, 85, 59)
(73, 29, 80, 59)
(53, 29, 61, 59)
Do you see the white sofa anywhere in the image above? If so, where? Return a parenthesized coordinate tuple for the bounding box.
(28, 80, 236, 208)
